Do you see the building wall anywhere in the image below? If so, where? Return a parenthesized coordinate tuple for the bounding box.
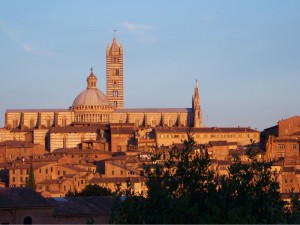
(0, 144, 46, 163)
(280, 169, 299, 193)
(50, 132, 97, 152)
(5, 111, 73, 129)
(207, 145, 230, 160)
(156, 129, 260, 147)
(0, 207, 54, 225)
(278, 116, 300, 137)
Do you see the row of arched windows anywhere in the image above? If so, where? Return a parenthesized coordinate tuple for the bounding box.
(76, 113, 109, 122)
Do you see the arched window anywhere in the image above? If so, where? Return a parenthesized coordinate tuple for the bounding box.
(114, 101, 118, 108)
(23, 216, 32, 224)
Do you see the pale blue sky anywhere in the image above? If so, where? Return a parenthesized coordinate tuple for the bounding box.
(0, 0, 299, 131)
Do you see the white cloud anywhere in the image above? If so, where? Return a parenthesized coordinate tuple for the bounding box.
(0, 21, 53, 57)
(121, 22, 158, 43)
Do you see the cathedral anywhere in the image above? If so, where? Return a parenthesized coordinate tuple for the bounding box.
(1, 36, 202, 152)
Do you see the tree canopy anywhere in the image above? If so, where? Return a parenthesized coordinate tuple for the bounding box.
(26, 163, 36, 191)
(110, 133, 300, 224)
(66, 184, 112, 197)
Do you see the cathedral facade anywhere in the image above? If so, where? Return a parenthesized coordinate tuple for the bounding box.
(1, 37, 202, 151)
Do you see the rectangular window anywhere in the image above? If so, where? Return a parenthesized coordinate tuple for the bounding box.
(292, 144, 297, 149)
(20, 177, 23, 182)
(112, 170, 115, 175)
(278, 144, 286, 150)
(20, 170, 23, 175)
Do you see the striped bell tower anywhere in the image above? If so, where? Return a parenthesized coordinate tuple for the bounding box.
(106, 36, 124, 109)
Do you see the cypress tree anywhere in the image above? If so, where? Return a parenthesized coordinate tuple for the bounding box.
(26, 163, 36, 190)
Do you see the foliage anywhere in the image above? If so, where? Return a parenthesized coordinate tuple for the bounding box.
(26, 163, 36, 190)
(67, 184, 112, 196)
(110, 133, 300, 224)
(215, 145, 286, 223)
(285, 189, 300, 224)
(110, 179, 145, 224)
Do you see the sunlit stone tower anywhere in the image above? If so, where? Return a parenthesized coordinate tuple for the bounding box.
(192, 80, 202, 127)
(106, 36, 124, 109)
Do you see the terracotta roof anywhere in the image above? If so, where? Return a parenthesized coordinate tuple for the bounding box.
(155, 127, 259, 133)
(47, 196, 114, 216)
(90, 177, 145, 184)
(61, 165, 86, 172)
(63, 174, 76, 178)
(115, 108, 193, 113)
(10, 162, 50, 170)
(0, 187, 52, 208)
(53, 148, 112, 155)
(0, 140, 34, 148)
(274, 138, 300, 142)
(38, 179, 70, 185)
(289, 131, 300, 136)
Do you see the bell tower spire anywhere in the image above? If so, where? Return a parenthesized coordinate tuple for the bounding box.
(106, 34, 124, 109)
(193, 79, 202, 127)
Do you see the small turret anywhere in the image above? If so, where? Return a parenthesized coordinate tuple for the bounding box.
(87, 67, 97, 89)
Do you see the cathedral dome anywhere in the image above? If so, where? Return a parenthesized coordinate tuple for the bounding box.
(72, 68, 111, 107)
(72, 88, 110, 107)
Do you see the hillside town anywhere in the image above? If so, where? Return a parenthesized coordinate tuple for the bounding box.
(0, 36, 299, 223)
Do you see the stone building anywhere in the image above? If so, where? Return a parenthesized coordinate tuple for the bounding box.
(263, 116, 300, 194)
(0, 187, 114, 224)
(1, 36, 202, 153)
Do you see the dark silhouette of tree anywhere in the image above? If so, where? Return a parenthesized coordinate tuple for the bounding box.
(69, 184, 112, 196)
(26, 164, 36, 190)
(110, 134, 299, 224)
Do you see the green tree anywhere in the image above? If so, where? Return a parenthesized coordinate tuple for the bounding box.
(284, 189, 300, 224)
(26, 163, 36, 190)
(215, 152, 286, 223)
(110, 134, 295, 224)
(76, 184, 112, 196)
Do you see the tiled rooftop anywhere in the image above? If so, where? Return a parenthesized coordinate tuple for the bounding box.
(0, 187, 52, 208)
